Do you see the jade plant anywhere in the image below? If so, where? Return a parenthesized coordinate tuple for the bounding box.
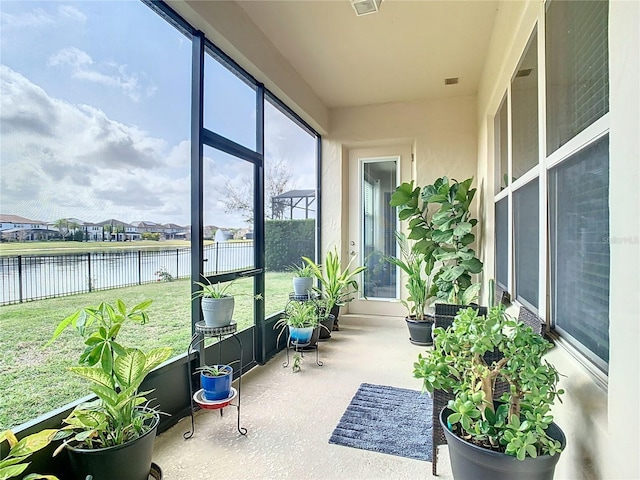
(413, 306, 564, 460)
(390, 176, 483, 305)
(47, 300, 172, 451)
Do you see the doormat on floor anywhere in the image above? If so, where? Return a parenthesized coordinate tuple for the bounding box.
(328, 383, 432, 461)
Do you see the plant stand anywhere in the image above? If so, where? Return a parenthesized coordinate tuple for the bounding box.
(183, 321, 247, 439)
(282, 292, 323, 368)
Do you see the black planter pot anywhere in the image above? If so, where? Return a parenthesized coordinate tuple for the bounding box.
(66, 411, 160, 480)
(405, 314, 434, 346)
(330, 305, 341, 331)
(319, 314, 335, 339)
(440, 408, 565, 480)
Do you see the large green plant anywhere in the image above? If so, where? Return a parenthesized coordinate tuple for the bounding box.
(414, 306, 564, 460)
(384, 232, 434, 321)
(47, 300, 172, 451)
(390, 176, 483, 305)
(302, 247, 366, 310)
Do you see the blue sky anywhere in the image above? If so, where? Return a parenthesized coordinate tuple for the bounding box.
(0, 0, 316, 228)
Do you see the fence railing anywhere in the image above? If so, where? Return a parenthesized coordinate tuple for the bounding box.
(0, 242, 254, 306)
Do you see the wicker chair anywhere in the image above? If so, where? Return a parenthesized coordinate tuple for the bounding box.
(494, 283, 512, 307)
(517, 304, 544, 335)
(431, 303, 487, 475)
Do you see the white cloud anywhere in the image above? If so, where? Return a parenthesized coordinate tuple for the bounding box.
(0, 65, 193, 225)
(58, 5, 86, 23)
(47, 47, 154, 102)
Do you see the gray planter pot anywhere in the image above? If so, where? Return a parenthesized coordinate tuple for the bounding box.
(405, 314, 434, 346)
(440, 407, 565, 480)
(292, 277, 313, 295)
(201, 296, 234, 327)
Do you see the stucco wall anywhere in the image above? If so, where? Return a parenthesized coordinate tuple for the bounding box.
(322, 95, 478, 278)
(476, 1, 640, 479)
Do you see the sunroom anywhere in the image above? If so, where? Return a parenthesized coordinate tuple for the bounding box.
(0, 0, 638, 479)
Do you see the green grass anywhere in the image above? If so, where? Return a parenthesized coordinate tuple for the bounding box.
(0, 272, 291, 430)
(0, 240, 218, 256)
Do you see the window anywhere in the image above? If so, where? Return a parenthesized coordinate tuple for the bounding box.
(546, 0, 609, 155)
(492, 0, 609, 371)
(513, 178, 539, 310)
(511, 31, 538, 179)
(494, 197, 508, 289)
(549, 135, 610, 369)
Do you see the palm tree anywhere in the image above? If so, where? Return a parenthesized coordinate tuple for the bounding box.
(53, 219, 70, 240)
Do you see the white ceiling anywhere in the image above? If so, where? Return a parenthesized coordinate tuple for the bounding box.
(234, 0, 500, 109)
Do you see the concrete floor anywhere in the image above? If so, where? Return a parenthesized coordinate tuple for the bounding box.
(152, 314, 453, 480)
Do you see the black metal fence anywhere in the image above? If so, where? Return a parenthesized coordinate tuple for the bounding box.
(0, 242, 253, 306)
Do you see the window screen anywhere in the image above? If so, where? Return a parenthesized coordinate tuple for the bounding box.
(549, 135, 610, 369)
(546, 0, 609, 155)
(495, 197, 509, 289)
(496, 95, 509, 192)
(514, 179, 539, 309)
(511, 31, 539, 179)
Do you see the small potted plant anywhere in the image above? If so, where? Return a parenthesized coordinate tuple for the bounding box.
(385, 231, 435, 345)
(46, 299, 172, 480)
(192, 277, 235, 327)
(302, 247, 366, 330)
(413, 306, 566, 480)
(274, 300, 318, 345)
(197, 365, 233, 401)
(288, 261, 314, 296)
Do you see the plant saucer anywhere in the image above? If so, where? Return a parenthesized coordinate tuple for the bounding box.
(193, 387, 237, 410)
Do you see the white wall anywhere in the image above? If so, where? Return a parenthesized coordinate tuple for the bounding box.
(322, 95, 478, 277)
(476, 1, 640, 478)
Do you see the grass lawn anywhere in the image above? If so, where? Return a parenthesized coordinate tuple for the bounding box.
(0, 271, 291, 430)
(0, 240, 218, 256)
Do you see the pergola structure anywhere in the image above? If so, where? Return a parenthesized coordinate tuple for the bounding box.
(271, 189, 315, 219)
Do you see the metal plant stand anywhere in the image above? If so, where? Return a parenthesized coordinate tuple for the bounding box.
(282, 293, 323, 368)
(183, 321, 247, 439)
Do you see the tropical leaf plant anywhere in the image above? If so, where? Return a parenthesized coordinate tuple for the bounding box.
(46, 300, 172, 451)
(0, 429, 61, 480)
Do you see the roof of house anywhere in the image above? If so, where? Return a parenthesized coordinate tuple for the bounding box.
(0, 214, 45, 224)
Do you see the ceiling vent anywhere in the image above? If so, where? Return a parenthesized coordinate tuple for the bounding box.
(444, 77, 459, 86)
(350, 0, 382, 17)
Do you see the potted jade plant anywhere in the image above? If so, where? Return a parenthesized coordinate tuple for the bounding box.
(302, 247, 366, 331)
(288, 261, 314, 296)
(390, 177, 483, 309)
(46, 300, 172, 480)
(413, 306, 566, 480)
(385, 231, 435, 345)
(192, 277, 235, 327)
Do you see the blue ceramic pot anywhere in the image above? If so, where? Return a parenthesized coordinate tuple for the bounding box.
(289, 326, 314, 344)
(200, 365, 233, 401)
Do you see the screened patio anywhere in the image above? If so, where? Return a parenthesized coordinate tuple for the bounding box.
(2, 0, 638, 479)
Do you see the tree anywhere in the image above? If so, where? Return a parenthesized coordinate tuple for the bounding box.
(217, 157, 295, 224)
(54, 218, 70, 240)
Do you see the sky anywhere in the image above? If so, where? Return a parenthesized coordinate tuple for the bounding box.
(0, 0, 316, 229)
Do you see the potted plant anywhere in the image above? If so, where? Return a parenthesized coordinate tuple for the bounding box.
(413, 306, 566, 480)
(274, 300, 319, 345)
(302, 247, 366, 331)
(288, 261, 314, 296)
(192, 277, 235, 327)
(1, 429, 60, 479)
(390, 177, 483, 308)
(197, 365, 233, 401)
(385, 231, 435, 345)
(46, 300, 172, 480)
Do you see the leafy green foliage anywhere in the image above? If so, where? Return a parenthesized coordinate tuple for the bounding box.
(47, 300, 172, 450)
(302, 247, 366, 311)
(390, 177, 483, 304)
(191, 276, 235, 299)
(265, 219, 315, 271)
(0, 429, 60, 480)
(413, 306, 564, 459)
(384, 232, 434, 320)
